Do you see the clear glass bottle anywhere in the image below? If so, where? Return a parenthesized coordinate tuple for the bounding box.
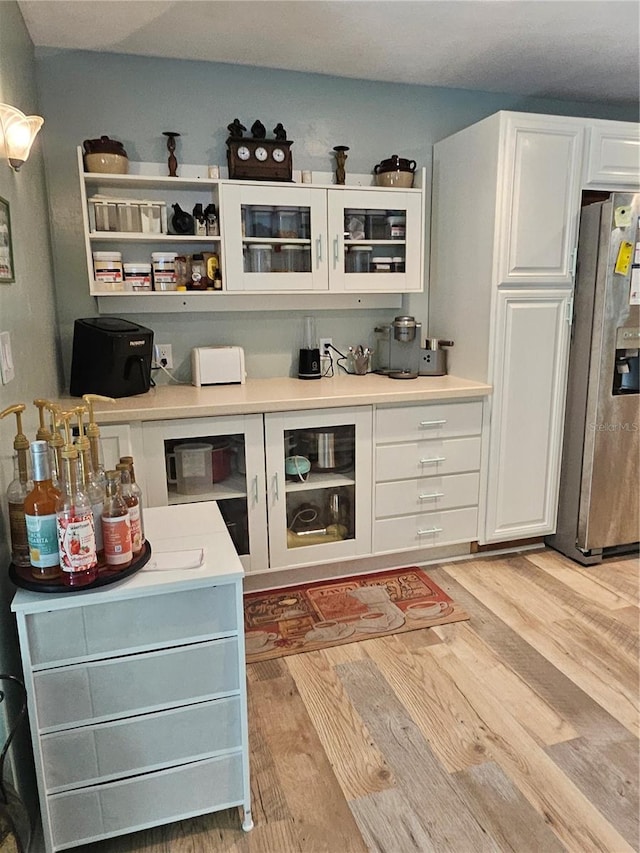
(119, 456, 145, 547)
(7, 454, 31, 567)
(77, 434, 106, 566)
(102, 470, 132, 569)
(56, 447, 98, 587)
(116, 463, 142, 556)
(24, 440, 61, 580)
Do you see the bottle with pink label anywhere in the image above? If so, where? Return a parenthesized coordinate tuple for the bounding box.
(56, 441, 98, 588)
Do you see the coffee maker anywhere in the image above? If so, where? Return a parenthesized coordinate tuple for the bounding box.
(374, 316, 422, 378)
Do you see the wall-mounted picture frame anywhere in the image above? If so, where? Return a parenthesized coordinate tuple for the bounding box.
(0, 196, 15, 283)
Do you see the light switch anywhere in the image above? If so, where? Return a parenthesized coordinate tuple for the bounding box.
(0, 331, 15, 384)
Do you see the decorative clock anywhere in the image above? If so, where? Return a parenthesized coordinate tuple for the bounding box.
(226, 120, 293, 181)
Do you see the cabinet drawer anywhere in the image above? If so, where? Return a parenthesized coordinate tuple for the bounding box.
(48, 752, 244, 849)
(41, 696, 242, 792)
(376, 436, 481, 482)
(376, 401, 482, 443)
(34, 639, 239, 731)
(376, 473, 479, 519)
(374, 507, 478, 553)
(26, 584, 237, 667)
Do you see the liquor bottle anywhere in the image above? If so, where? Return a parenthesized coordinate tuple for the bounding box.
(0, 404, 32, 567)
(74, 406, 106, 565)
(116, 463, 142, 556)
(56, 430, 98, 588)
(24, 440, 61, 580)
(119, 456, 145, 548)
(102, 470, 132, 569)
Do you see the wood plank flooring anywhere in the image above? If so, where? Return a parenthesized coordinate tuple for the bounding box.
(86, 548, 639, 853)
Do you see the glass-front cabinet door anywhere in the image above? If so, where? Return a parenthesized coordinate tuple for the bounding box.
(221, 184, 329, 291)
(327, 189, 423, 292)
(264, 407, 372, 569)
(141, 415, 268, 572)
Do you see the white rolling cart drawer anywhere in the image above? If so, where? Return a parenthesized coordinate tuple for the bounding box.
(34, 638, 239, 731)
(376, 473, 480, 518)
(48, 752, 244, 849)
(374, 507, 479, 553)
(376, 436, 482, 482)
(41, 697, 242, 792)
(376, 400, 482, 443)
(25, 584, 236, 667)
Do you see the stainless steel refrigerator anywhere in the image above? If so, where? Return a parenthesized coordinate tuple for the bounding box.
(546, 192, 639, 565)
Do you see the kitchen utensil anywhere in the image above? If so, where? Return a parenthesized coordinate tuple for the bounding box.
(166, 442, 213, 495)
(170, 203, 194, 235)
(284, 455, 311, 481)
(348, 345, 374, 374)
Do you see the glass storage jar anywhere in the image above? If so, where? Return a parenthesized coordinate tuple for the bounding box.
(248, 244, 273, 273)
(280, 244, 306, 272)
(345, 245, 372, 273)
(248, 206, 274, 238)
(274, 206, 300, 239)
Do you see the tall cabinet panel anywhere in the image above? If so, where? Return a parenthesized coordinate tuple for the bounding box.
(497, 116, 584, 284)
(430, 111, 585, 544)
(484, 290, 571, 540)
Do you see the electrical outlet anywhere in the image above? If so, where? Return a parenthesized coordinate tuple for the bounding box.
(153, 343, 173, 369)
(319, 337, 333, 356)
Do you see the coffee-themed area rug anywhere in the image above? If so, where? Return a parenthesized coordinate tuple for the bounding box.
(243, 567, 468, 662)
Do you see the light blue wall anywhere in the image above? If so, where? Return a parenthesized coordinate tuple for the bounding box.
(0, 1, 60, 828)
(34, 49, 637, 389)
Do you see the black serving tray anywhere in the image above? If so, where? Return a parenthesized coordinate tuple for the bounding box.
(9, 541, 152, 593)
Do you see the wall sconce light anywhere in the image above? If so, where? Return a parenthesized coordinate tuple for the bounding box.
(0, 103, 44, 171)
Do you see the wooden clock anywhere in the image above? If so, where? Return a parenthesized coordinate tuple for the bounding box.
(226, 134, 293, 182)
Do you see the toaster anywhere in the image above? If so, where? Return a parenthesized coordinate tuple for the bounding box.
(191, 346, 246, 386)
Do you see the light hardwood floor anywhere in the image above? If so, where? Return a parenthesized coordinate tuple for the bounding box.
(87, 547, 639, 853)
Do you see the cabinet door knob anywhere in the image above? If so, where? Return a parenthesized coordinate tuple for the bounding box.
(419, 456, 446, 464)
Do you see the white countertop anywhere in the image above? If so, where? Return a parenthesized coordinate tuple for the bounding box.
(59, 374, 491, 423)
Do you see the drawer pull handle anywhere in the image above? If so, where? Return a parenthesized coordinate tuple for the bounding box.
(420, 456, 446, 464)
(420, 419, 447, 427)
(316, 234, 323, 265)
(418, 527, 443, 535)
(419, 492, 444, 500)
(252, 475, 259, 504)
(333, 236, 340, 266)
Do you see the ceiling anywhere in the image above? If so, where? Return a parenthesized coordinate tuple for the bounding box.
(18, 0, 640, 106)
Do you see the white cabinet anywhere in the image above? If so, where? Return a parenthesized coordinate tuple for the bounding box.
(141, 415, 268, 573)
(373, 401, 482, 553)
(264, 406, 372, 568)
(77, 149, 425, 308)
(583, 120, 640, 188)
(495, 114, 584, 285)
(139, 406, 372, 574)
(11, 502, 252, 853)
(78, 148, 223, 298)
(430, 111, 585, 543)
(222, 183, 423, 293)
(482, 289, 572, 541)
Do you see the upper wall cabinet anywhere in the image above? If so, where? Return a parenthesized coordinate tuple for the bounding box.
(495, 114, 585, 286)
(77, 148, 425, 312)
(583, 120, 640, 189)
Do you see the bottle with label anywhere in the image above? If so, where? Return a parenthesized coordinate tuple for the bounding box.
(74, 406, 106, 565)
(102, 470, 132, 569)
(24, 440, 61, 580)
(116, 463, 142, 556)
(204, 203, 219, 237)
(192, 203, 207, 236)
(189, 253, 209, 290)
(56, 422, 98, 588)
(0, 404, 32, 567)
(119, 456, 145, 547)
